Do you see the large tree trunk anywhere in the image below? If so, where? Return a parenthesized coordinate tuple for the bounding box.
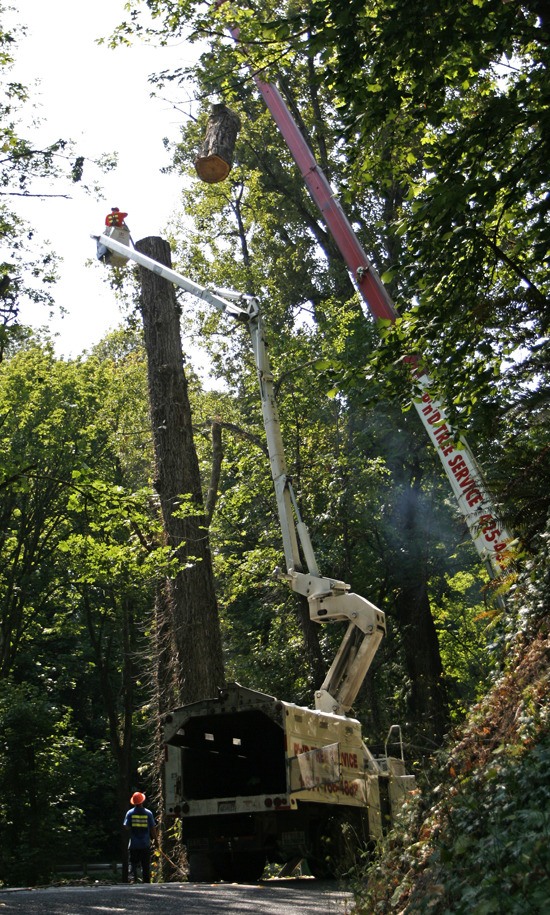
(137, 237, 225, 880)
(154, 580, 186, 882)
(390, 469, 449, 749)
(393, 581, 448, 748)
(136, 236, 225, 705)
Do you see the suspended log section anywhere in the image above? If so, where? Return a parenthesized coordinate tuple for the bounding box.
(195, 103, 241, 184)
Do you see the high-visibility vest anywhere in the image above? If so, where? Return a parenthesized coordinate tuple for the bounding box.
(129, 812, 149, 831)
(105, 211, 128, 227)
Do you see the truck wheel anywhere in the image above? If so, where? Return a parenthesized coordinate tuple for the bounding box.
(187, 852, 218, 882)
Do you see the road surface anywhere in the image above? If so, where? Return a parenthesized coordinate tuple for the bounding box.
(0, 878, 353, 914)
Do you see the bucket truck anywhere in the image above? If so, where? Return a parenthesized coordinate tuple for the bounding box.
(97, 228, 415, 883)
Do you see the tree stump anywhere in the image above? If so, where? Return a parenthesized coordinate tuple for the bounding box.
(195, 103, 241, 184)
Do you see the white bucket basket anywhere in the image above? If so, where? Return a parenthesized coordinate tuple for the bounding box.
(97, 225, 131, 267)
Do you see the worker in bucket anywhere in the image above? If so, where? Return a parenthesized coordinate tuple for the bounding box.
(105, 206, 128, 228)
(123, 791, 158, 883)
(96, 208, 131, 265)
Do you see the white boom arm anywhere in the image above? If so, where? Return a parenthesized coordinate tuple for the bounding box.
(98, 232, 386, 714)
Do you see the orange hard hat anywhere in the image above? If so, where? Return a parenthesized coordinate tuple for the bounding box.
(131, 791, 146, 805)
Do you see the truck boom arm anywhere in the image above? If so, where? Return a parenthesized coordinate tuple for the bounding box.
(98, 232, 385, 714)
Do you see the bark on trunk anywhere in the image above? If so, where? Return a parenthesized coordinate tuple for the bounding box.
(195, 103, 241, 184)
(394, 581, 449, 748)
(390, 475, 450, 748)
(154, 583, 187, 881)
(136, 236, 225, 704)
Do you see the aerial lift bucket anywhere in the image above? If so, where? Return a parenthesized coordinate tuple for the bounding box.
(95, 222, 131, 268)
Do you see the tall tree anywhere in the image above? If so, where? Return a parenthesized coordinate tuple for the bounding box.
(136, 236, 225, 705)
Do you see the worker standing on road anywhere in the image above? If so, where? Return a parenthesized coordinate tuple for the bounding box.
(123, 791, 158, 884)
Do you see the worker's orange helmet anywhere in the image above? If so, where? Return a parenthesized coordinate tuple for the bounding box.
(131, 791, 146, 805)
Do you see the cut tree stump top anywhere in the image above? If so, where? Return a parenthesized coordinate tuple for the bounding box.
(195, 154, 232, 184)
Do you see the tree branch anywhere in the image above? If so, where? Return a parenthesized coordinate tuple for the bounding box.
(205, 421, 223, 525)
(0, 190, 71, 198)
(481, 232, 548, 310)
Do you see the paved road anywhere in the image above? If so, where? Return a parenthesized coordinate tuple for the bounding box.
(0, 879, 352, 914)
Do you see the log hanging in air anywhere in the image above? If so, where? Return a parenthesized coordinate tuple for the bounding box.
(195, 103, 241, 184)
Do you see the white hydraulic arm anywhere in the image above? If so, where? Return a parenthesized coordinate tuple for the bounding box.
(98, 232, 386, 715)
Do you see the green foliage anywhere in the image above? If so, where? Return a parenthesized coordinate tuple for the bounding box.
(0, 332, 163, 881)
(123, 0, 511, 748)
(352, 529, 550, 912)
(433, 736, 550, 914)
(2, 0, 547, 888)
(300, 0, 550, 544)
(431, 570, 494, 722)
(0, 680, 105, 886)
(0, 340, 157, 671)
(140, 0, 550, 555)
(355, 731, 550, 914)
(120, 0, 549, 555)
